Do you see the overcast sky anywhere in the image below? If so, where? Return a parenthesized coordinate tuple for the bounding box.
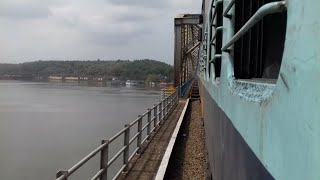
(0, 0, 201, 64)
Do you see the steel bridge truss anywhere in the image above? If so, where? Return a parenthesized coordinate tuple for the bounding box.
(174, 14, 202, 89)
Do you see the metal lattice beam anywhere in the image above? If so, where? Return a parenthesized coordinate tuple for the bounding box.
(174, 14, 201, 88)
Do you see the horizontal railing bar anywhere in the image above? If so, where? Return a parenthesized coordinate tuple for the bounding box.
(153, 105, 158, 110)
(141, 135, 149, 145)
(128, 147, 139, 162)
(112, 165, 126, 180)
(107, 146, 127, 167)
(169, 107, 174, 112)
(142, 123, 149, 131)
(141, 110, 149, 117)
(56, 175, 65, 180)
(223, 0, 235, 17)
(222, 1, 286, 51)
(90, 169, 105, 180)
(151, 126, 157, 133)
(109, 127, 127, 143)
(210, 26, 223, 44)
(209, 54, 222, 64)
(151, 116, 156, 122)
(130, 116, 141, 127)
(129, 132, 140, 145)
(68, 142, 108, 175)
(156, 101, 162, 106)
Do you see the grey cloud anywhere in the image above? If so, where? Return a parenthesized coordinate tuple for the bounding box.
(0, 0, 201, 64)
(0, 5, 50, 19)
(107, 0, 169, 9)
(115, 14, 150, 22)
(90, 28, 150, 46)
(0, 0, 63, 19)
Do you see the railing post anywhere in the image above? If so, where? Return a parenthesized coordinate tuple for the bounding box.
(137, 115, 142, 154)
(147, 109, 151, 140)
(123, 124, 130, 172)
(159, 101, 163, 124)
(170, 94, 173, 112)
(175, 92, 178, 106)
(100, 139, 109, 180)
(168, 96, 170, 110)
(165, 97, 169, 117)
(175, 92, 177, 105)
(154, 105, 157, 129)
(163, 99, 166, 120)
(56, 170, 68, 180)
(172, 93, 175, 108)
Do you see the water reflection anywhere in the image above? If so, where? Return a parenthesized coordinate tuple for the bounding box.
(0, 81, 161, 180)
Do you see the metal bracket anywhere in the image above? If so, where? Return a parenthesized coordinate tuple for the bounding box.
(56, 170, 68, 180)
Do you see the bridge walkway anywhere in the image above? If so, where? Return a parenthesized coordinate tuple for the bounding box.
(118, 100, 187, 180)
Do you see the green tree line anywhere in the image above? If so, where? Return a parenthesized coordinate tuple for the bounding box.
(0, 59, 174, 82)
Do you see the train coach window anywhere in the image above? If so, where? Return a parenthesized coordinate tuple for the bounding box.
(233, 0, 287, 80)
(214, 3, 223, 78)
(208, 1, 223, 79)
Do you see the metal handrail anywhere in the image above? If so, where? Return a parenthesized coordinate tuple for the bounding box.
(109, 127, 127, 143)
(129, 132, 140, 145)
(107, 146, 127, 167)
(223, 0, 235, 18)
(113, 165, 126, 180)
(130, 116, 141, 127)
(91, 169, 105, 180)
(55, 90, 179, 180)
(210, 0, 223, 26)
(210, 26, 223, 45)
(209, 54, 222, 64)
(222, 1, 287, 51)
(180, 78, 194, 97)
(68, 143, 108, 176)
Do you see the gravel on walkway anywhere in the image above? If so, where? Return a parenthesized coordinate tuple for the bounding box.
(164, 99, 208, 180)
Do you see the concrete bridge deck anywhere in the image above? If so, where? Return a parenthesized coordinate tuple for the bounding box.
(118, 100, 187, 180)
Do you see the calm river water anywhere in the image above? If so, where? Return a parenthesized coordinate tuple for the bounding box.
(0, 81, 161, 180)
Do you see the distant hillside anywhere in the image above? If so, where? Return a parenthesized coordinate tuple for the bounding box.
(0, 59, 174, 81)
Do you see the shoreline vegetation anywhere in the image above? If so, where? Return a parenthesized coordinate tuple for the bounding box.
(0, 59, 174, 84)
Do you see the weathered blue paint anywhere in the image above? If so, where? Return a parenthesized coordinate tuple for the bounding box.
(198, 0, 320, 179)
(180, 78, 193, 97)
(200, 81, 275, 180)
